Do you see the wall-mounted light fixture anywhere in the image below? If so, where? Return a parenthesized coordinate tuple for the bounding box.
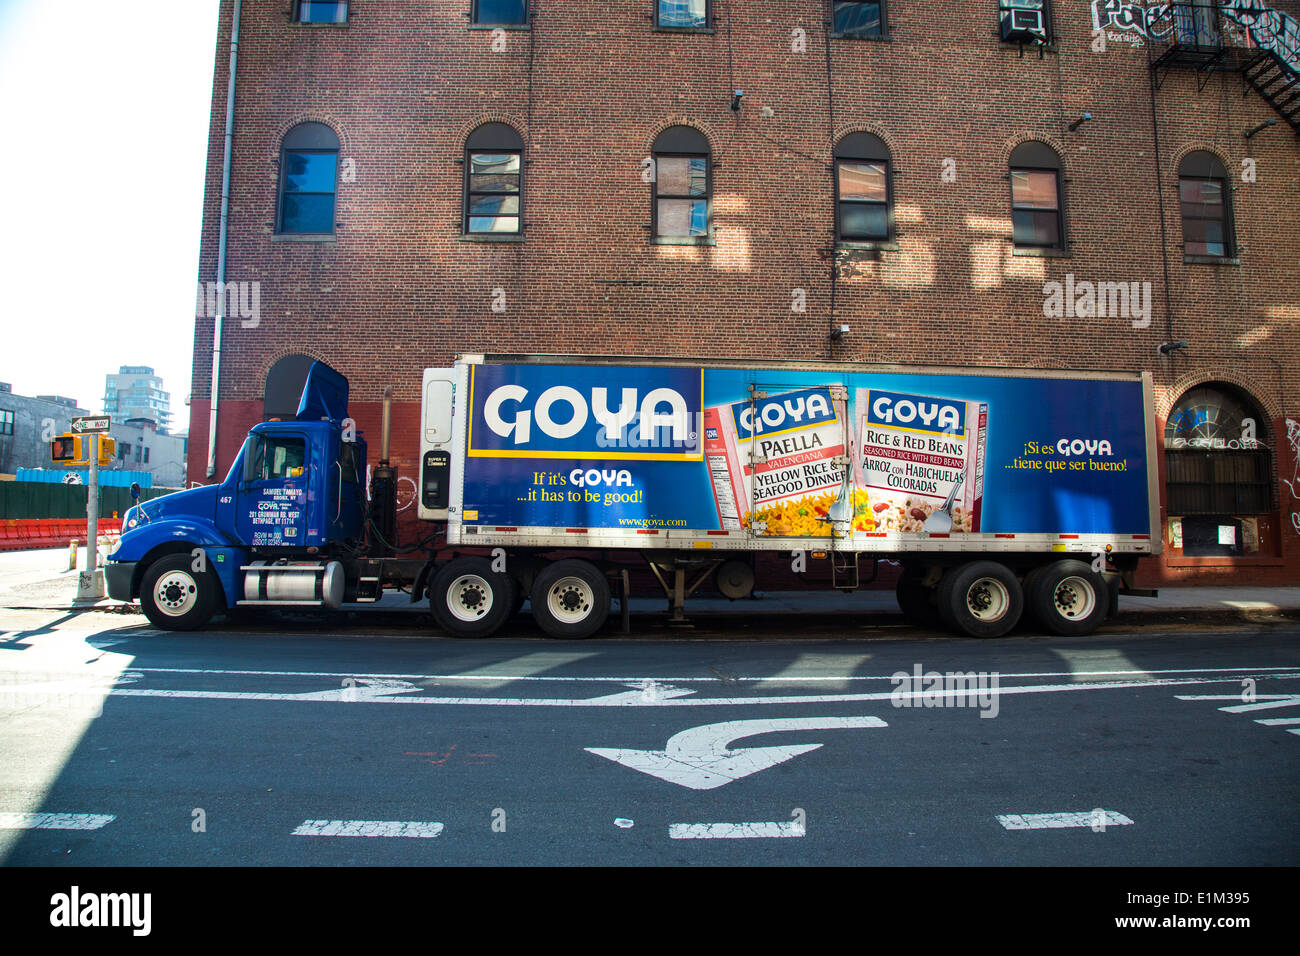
(1067, 112, 1093, 132)
(1158, 340, 1189, 355)
(1244, 117, 1276, 139)
(830, 324, 850, 342)
(731, 89, 744, 112)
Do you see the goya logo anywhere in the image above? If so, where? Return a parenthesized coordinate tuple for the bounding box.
(469, 364, 702, 460)
(731, 387, 838, 441)
(867, 390, 966, 435)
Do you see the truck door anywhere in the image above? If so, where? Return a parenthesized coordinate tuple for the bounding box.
(419, 368, 456, 521)
(237, 430, 313, 547)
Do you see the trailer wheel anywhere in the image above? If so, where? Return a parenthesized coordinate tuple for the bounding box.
(937, 561, 1022, 638)
(531, 559, 610, 639)
(1026, 560, 1108, 636)
(895, 569, 939, 627)
(140, 554, 219, 631)
(430, 557, 517, 638)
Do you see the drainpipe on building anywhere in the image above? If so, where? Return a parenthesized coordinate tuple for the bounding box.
(206, 0, 242, 478)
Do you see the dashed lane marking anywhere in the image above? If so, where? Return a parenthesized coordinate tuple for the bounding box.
(0, 812, 115, 831)
(997, 811, 1133, 831)
(291, 819, 444, 838)
(669, 822, 805, 839)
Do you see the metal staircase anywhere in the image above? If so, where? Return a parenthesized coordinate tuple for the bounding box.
(1150, 2, 1300, 135)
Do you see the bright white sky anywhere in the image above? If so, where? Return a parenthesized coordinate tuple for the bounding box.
(0, 0, 220, 430)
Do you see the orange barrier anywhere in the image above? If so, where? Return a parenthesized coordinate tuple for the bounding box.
(0, 518, 120, 552)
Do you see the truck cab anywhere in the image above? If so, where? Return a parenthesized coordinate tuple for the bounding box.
(106, 362, 368, 628)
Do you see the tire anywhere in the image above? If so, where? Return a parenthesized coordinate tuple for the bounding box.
(895, 568, 939, 627)
(139, 554, 220, 631)
(937, 561, 1023, 638)
(1026, 560, 1108, 636)
(531, 559, 610, 639)
(430, 556, 517, 638)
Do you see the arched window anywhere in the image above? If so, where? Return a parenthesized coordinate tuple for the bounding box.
(1179, 151, 1234, 259)
(835, 132, 891, 242)
(465, 123, 524, 235)
(1009, 141, 1063, 250)
(652, 126, 710, 239)
(1165, 384, 1273, 556)
(277, 122, 340, 235)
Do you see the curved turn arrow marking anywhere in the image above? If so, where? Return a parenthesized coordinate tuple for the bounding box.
(586, 716, 887, 790)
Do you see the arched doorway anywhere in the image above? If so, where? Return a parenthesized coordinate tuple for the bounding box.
(1164, 383, 1274, 557)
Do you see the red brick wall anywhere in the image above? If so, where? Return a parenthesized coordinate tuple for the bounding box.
(188, 0, 1300, 585)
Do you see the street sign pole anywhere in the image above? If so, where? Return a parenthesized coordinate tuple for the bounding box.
(73, 418, 109, 603)
(87, 433, 99, 576)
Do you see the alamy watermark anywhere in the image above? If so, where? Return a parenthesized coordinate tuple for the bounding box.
(890, 664, 1001, 718)
(1042, 273, 1151, 328)
(196, 280, 261, 328)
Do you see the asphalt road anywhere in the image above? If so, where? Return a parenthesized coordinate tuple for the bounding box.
(1, 607, 1297, 867)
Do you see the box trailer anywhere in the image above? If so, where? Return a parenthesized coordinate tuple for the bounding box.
(107, 355, 1160, 640)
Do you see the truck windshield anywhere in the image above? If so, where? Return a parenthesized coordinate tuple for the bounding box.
(245, 435, 307, 482)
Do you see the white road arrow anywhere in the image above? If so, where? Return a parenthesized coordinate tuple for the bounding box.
(585, 716, 887, 790)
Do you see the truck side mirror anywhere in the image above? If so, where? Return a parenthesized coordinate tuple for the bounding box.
(130, 482, 141, 501)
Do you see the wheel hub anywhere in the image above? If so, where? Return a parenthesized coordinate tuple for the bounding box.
(155, 572, 197, 616)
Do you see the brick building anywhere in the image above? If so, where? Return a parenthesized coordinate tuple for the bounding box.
(188, 0, 1300, 587)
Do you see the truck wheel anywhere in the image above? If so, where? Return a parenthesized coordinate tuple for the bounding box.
(140, 554, 219, 631)
(896, 569, 939, 627)
(937, 561, 1022, 638)
(531, 559, 610, 639)
(430, 557, 517, 638)
(1026, 560, 1108, 636)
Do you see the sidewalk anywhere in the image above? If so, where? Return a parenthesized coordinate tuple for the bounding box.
(1, 546, 1297, 622)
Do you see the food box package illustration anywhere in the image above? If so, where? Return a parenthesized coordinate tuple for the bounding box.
(704, 386, 871, 536)
(856, 388, 988, 533)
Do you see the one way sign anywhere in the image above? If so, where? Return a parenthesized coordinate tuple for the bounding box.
(71, 416, 111, 433)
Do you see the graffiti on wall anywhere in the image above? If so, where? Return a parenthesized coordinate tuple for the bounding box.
(1283, 418, 1300, 535)
(1090, 0, 1300, 73)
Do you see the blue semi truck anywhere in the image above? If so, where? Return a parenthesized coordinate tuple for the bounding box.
(106, 355, 1160, 639)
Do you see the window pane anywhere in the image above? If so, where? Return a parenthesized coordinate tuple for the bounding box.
(656, 156, 707, 196)
(476, 0, 527, 25)
(471, 153, 520, 176)
(657, 199, 708, 236)
(838, 161, 886, 201)
(470, 174, 520, 194)
(281, 193, 335, 233)
(284, 152, 337, 193)
(1180, 178, 1222, 208)
(659, 0, 707, 28)
(1012, 209, 1060, 247)
(839, 202, 888, 239)
(469, 194, 520, 216)
(834, 2, 882, 35)
(1010, 169, 1058, 209)
(469, 215, 520, 233)
(298, 1, 347, 23)
(1183, 220, 1226, 257)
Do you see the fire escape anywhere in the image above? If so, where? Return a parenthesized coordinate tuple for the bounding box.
(1150, 2, 1300, 135)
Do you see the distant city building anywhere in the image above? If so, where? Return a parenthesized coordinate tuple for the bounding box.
(108, 418, 187, 488)
(103, 366, 172, 432)
(0, 383, 90, 475)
